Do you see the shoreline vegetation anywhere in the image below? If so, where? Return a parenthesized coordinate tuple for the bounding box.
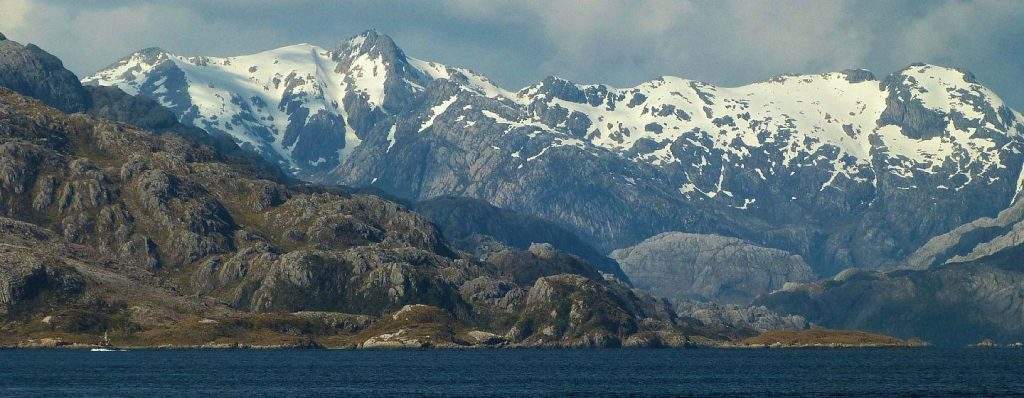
(2, 314, 929, 350)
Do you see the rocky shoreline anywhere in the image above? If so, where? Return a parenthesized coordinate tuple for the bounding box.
(2, 328, 930, 350)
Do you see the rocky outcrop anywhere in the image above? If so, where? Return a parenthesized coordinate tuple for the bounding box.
(0, 36, 89, 113)
(506, 274, 727, 347)
(0, 218, 84, 317)
(760, 192, 1024, 347)
(358, 304, 468, 348)
(676, 300, 807, 333)
(611, 232, 815, 304)
(906, 198, 1024, 269)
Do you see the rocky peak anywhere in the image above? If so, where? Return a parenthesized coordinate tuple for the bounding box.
(879, 63, 1020, 139)
(329, 30, 429, 114)
(95, 47, 173, 75)
(840, 69, 876, 83)
(336, 30, 405, 61)
(332, 30, 414, 76)
(533, 76, 588, 103)
(132, 47, 172, 64)
(0, 36, 89, 113)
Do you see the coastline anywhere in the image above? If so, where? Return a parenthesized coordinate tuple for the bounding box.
(2, 329, 932, 350)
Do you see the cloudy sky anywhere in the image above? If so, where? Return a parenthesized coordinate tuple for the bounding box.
(3, 0, 1023, 107)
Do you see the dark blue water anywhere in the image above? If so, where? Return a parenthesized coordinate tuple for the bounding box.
(1, 348, 1022, 397)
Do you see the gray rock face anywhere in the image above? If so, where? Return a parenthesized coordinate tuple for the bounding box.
(907, 198, 1024, 269)
(0, 36, 89, 113)
(759, 263, 1024, 347)
(413, 196, 628, 280)
(676, 300, 807, 332)
(0, 217, 83, 316)
(611, 232, 814, 305)
(761, 197, 1024, 346)
(878, 67, 950, 140)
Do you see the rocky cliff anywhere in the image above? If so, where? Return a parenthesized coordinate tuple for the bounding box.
(611, 232, 814, 304)
(760, 198, 1024, 346)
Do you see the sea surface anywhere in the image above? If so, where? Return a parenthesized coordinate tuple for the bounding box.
(1, 348, 1022, 397)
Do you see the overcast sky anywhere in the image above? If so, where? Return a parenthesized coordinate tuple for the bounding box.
(3, 0, 1023, 108)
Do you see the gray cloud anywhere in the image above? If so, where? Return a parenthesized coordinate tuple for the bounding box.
(2, 0, 1023, 108)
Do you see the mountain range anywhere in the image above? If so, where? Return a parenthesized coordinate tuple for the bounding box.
(1, 29, 1023, 346)
(88, 30, 1024, 280)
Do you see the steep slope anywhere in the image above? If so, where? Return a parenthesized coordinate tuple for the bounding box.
(90, 31, 1024, 279)
(611, 232, 814, 305)
(760, 198, 1024, 346)
(0, 33, 89, 113)
(906, 197, 1024, 269)
(413, 196, 628, 280)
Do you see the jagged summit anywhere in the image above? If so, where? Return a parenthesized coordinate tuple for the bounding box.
(335, 29, 405, 60)
(83, 31, 520, 177)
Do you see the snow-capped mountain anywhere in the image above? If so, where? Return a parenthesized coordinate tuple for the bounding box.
(522, 68, 1022, 202)
(88, 31, 1024, 276)
(84, 30, 508, 177)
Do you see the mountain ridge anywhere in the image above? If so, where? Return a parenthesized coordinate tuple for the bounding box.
(87, 31, 1024, 280)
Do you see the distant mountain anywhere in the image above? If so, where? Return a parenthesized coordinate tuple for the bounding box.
(611, 232, 814, 305)
(84, 30, 510, 179)
(90, 31, 1024, 284)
